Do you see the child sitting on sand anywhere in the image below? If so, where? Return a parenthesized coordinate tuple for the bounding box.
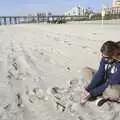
(97, 42, 120, 106)
(80, 41, 119, 105)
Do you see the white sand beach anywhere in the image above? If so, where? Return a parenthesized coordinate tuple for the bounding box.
(0, 23, 120, 120)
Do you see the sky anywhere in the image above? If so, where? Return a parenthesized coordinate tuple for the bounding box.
(0, 0, 113, 16)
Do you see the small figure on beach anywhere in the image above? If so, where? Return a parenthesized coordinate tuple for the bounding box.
(80, 41, 120, 106)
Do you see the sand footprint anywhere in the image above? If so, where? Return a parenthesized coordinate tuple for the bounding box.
(81, 46, 88, 49)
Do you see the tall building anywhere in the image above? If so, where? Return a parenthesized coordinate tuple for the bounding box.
(65, 5, 93, 16)
(112, 0, 120, 7)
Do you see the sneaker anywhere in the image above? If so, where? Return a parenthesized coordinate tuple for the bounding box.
(87, 95, 97, 101)
(96, 98, 108, 107)
(80, 94, 96, 105)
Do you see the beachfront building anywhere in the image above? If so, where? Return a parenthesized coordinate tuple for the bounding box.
(65, 5, 93, 16)
(89, 0, 120, 20)
(112, 0, 120, 7)
(104, 7, 120, 15)
(102, 0, 120, 15)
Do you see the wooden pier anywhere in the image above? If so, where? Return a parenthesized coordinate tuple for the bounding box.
(0, 15, 89, 25)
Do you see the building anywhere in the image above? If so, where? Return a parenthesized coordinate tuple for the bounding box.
(102, 0, 120, 15)
(112, 0, 120, 7)
(104, 7, 120, 15)
(46, 12, 52, 16)
(65, 5, 93, 16)
(65, 6, 81, 16)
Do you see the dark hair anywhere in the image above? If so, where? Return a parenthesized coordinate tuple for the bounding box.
(113, 44, 120, 57)
(100, 41, 117, 57)
(116, 41, 120, 47)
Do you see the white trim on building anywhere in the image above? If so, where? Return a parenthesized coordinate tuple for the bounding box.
(65, 5, 93, 16)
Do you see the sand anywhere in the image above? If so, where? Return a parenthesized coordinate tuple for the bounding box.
(0, 23, 120, 120)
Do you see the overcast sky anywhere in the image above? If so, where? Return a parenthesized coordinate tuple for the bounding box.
(0, 0, 113, 15)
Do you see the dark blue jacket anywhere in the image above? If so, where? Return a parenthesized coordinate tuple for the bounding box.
(90, 58, 120, 97)
(93, 57, 109, 83)
(87, 58, 108, 91)
(108, 62, 120, 85)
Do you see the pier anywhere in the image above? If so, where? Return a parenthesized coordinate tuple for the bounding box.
(0, 15, 88, 25)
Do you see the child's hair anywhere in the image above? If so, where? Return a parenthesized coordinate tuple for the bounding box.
(116, 41, 120, 47)
(100, 41, 117, 57)
(113, 44, 120, 57)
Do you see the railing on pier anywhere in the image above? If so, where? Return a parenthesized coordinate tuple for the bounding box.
(1, 14, 120, 25)
(0, 15, 89, 25)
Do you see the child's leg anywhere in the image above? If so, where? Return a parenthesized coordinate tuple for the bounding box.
(97, 85, 120, 107)
(82, 67, 107, 92)
(80, 67, 97, 103)
(82, 67, 103, 91)
(103, 85, 120, 100)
